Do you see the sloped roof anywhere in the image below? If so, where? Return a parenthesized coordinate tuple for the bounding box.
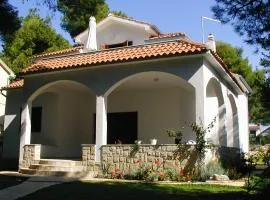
(20, 39, 207, 75)
(1, 79, 24, 90)
(32, 45, 83, 59)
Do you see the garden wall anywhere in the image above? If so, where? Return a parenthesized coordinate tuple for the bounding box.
(100, 144, 241, 174)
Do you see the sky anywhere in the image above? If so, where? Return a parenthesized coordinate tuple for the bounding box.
(4, 0, 262, 69)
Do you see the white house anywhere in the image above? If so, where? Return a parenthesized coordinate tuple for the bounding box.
(1, 15, 251, 174)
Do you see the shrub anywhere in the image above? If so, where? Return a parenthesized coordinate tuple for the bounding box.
(244, 175, 270, 194)
(262, 146, 270, 166)
(199, 161, 227, 181)
(227, 167, 243, 180)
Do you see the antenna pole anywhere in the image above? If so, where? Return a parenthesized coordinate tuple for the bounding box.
(201, 16, 221, 43)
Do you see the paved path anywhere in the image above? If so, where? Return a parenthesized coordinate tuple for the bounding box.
(0, 176, 73, 200)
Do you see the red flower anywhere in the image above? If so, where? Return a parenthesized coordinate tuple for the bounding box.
(154, 159, 161, 165)
(137, 159, 142, 165)
(180, 169, 184, 176)
(185, 175, 190, 181)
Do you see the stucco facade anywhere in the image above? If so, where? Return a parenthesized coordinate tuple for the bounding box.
(1, 15, 250, 172)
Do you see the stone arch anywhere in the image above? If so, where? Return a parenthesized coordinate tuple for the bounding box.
(206, 77, 226, 146)
(228, 94, 239, 148)
(27, 80, 94, 103)
(105, 71, 196, 144)
(105, 71, 194, 96)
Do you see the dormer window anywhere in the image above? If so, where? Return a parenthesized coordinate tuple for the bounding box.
(101, 40, 133, 49)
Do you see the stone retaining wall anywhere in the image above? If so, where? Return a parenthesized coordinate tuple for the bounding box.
(101, 144, 200, 173)
(100, 144, 241, 174)
(20, 144, 41, 169)
(81, 144, 95, 166)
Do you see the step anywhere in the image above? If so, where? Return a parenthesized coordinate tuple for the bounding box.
(29, 164, 85, 171)
(38, 159, 83, 167)
(19, 168, 99, 178)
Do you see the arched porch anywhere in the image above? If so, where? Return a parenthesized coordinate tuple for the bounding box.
(19, 80, 96, 161)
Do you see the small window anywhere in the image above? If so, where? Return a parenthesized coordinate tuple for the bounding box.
(31, 107, 42, 132)
(102, 40, 133, 49)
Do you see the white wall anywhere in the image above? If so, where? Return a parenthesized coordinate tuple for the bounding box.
(30, 84, 96, 158)
(204, 63, 231, 147)
(0, 66, 10, 117)
(3, 89, 23, 158)
(237, 94, 249, 152)
(79, 22, 149, 50)
(108, 88, 196, 144)
(203, 61, 247, 150)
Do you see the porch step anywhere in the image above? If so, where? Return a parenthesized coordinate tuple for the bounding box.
(19, 168, 98, 178)
(38, 159, 83, 167)
(20, 159, 101, 178)
(29, 164, 85, 171)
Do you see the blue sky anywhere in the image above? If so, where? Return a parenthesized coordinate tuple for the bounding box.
(4, 0, 261, 69)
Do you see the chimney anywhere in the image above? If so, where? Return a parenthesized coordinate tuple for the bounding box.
(206, 34, 216, 52)
(85, 16, 97, 51)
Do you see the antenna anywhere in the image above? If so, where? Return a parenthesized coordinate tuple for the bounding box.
(201, 16, 221, 43)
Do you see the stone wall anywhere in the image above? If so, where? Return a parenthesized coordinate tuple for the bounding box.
(100, 144, 241, 174)
(81, 144, 95, 166)
(101, 144, 200, 173)
(20, 144, 41, 169)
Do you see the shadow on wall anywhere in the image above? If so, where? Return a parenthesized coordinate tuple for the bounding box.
(172, 145, 199, 174)
(0, 158, 18, 170)
(217, 146, 241, 169)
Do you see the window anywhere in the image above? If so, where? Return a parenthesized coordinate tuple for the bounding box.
(31, 107, 42, 132)
(101, 40, 133, 49)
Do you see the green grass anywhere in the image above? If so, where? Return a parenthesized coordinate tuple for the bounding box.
(19, 181, 248, 200)
(0, 175, 28, 190)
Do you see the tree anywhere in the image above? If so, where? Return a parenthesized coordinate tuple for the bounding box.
(216, 41, 267, 123)
(0, 0, 21, 43)
(1, 10, 70, 73)
(25, 0, 128, 38)
(212, 0, 270, 68)
(57, 0, 109, 37)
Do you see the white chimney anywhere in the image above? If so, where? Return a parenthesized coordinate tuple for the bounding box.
(206, 34, 216, 52)
(85, 16, 97, 51)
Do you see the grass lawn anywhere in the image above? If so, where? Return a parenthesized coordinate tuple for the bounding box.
(0, 174, 28, 190)
(19, 181, 248, 200)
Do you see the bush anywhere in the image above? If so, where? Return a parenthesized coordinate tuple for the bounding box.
(244, 175, 270, 194)
(199, 161, 227, 181)
(227, 167, 243, 180)
(102, 160, 191, 182)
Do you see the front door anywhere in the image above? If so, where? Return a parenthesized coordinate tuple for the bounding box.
(107, 112, 137, 144)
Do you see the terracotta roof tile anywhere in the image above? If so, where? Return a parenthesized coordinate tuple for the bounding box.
(2, 79, 24, 89)
(21, 40, 207, 75)
(32, 45, 83, 59)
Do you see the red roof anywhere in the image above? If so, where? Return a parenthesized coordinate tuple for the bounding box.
(21, 40, 207, 75)
(2, 79, 24, 89)
(2, 36, 243, 91)
(32, 45, 83, 59)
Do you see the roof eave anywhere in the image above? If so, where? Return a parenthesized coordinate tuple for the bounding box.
(205, 51, 244, 94)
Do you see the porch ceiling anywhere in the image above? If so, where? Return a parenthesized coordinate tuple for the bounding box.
(114, 72, 193, 92)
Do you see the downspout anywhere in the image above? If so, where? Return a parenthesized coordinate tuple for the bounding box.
(0, 89, 6, 97)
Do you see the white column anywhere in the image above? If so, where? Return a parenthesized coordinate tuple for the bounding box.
(95, 95, 107, 162)
(19, 102, 32, 162)
(237, 94, 249, 152)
